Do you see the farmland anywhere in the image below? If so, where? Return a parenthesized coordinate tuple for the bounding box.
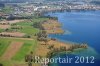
(0, 17, 49, 66)
(0, 37, 38, 66)
(0, 17, 87, 66)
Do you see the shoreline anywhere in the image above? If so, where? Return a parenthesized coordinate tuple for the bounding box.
(0, 17, 88, 66)
(34, 18, 88, 66)
(41, 19, 64, 34)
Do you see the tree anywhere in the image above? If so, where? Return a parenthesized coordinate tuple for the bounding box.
(25, 51, 33, 66)
(48, 45, 54, 50)
(60, 46, 66, 51)
(24, 35, 31, 38)
(5, 28, 9, 32)
(37, 31, 48, 41)
(0, 63, 3, 66)
(46, 51, 54, 58)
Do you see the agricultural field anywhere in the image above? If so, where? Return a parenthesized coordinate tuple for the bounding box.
(0, 16, 85, 66)
(0, 28, 5, 33)
(0, 17, 49, 66)
(0, 37, 38, 66)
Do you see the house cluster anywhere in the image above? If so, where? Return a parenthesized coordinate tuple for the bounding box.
(0, 2, 100, 19)
(0, 3, 49, 18)
(13, 5, 34, 15)
(12, 3, 49, 16)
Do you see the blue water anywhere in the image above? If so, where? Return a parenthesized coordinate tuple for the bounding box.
(45, 11, 100, 66)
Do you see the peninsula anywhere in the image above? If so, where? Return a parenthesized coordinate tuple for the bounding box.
(0, 17, 87, 66)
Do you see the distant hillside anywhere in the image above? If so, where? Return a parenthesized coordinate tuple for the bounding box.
(52, 0, 100, 1)
(0, 0, 32, 3)
(0, 3, 5, 7)
(90, 1, 100, 5)
(0, 0, 100, 3)
(46, 0, 64, 1)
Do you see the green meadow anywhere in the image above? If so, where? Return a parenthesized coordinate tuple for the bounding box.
(0, 39, 11, 56)
(0, 17, 49, 66)
(0, 38, 38, 66)
(0, 29, 4, 33)
(8, 17, 49, 36)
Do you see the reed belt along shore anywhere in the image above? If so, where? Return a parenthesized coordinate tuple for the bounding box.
(31, 17, 88, 66)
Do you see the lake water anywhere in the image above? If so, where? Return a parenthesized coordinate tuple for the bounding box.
(45, 11, 100, 66)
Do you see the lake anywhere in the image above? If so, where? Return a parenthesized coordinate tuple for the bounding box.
(45, 10, 100, 66)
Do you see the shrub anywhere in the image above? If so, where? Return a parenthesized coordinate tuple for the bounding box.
(0, 63, 3, 66)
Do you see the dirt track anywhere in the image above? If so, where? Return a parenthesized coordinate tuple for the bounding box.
(0, 25, 10, 29)
(2, 41, 24, 60)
